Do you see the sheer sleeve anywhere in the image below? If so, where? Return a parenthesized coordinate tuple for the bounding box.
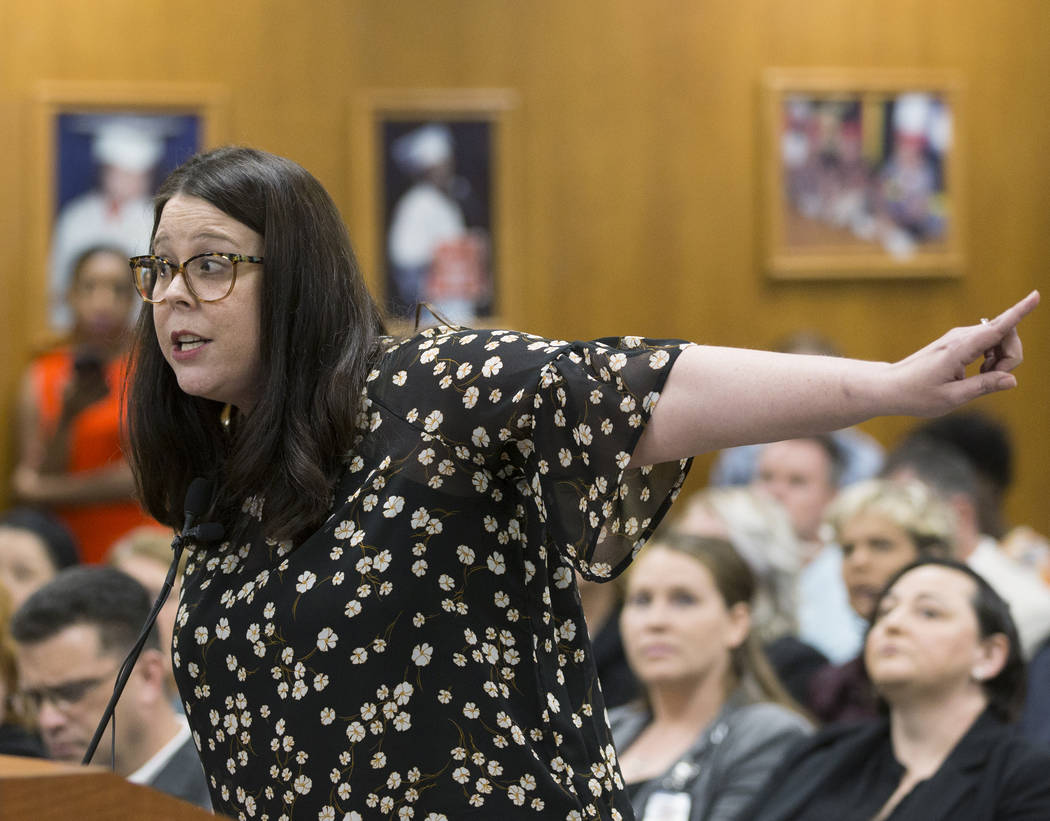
(369, 327, 693, 579)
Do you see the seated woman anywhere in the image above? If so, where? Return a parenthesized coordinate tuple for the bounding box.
(610, 532, 812, 821)
(747, 557, 1050, 820)
(808, 479, 954, 724)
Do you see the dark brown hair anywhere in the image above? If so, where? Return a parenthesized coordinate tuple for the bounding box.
(125, 146, 386, 541)
(866, 556, 1026, 722)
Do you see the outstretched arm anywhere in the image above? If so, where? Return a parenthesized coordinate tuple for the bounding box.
(630, 290, 1039, 467)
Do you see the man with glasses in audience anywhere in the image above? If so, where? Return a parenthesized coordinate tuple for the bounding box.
(11, 566, 211, 810)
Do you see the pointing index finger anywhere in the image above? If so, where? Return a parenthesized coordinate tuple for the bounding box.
(987, 290, 1041, 332)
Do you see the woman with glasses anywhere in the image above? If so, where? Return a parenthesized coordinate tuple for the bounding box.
(745, 557, 1050, 820)
(123, 145, 1036, 821)
(12, 245, 154, 563)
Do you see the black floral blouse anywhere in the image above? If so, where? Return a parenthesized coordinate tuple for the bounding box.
(173, 327, 692, 821)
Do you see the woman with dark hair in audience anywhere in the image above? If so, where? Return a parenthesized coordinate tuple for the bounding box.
(610, 533, 811, 820)
(12, 245, 153, 563)
(0, 507, 79, 612)
(747, 556, 1050, 820)
(807, 478, 955, 724)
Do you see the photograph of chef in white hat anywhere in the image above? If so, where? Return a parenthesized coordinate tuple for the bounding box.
(384, 120, 492, 324)
(49, 114, 199, 329)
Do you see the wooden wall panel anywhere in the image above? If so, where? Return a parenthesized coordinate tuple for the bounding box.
(1, 0, 1046, 532)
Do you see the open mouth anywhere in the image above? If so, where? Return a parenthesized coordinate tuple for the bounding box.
(173, 333, 210, 352)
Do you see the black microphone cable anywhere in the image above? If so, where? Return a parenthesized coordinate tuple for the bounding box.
(82, 477, 224, 767)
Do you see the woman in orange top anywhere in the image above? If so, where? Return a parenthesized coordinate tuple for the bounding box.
(13, 245, 153, 563)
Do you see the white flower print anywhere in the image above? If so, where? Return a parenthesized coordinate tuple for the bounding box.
(486, 552, 506, 575)
(471, 426, 490, 447)
(412, 643, 433, 666)
(351, 647, 368, 664)
(316, 627, 338, 652)
(608, 352, 627, 372)
(649, 349, 671, 368)
(382, 496, 405, 518)
(296, 571, 317, 593)
(481, 356, 503, 377)
(410, 507, 430, 528)
(346, 722, 366, 743)
(423, 410, 443, 432)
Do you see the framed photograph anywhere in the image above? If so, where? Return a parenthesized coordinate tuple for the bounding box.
(350, 89, 519, 328)
(762, 69, 964, 280)
(31, 82, 228, 335)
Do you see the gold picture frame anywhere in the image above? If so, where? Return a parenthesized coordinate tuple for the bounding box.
(350, 88, 519, 330)
(762, 68, 964, 280)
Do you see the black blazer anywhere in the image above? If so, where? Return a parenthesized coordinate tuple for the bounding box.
(745, 710, 1050, 821)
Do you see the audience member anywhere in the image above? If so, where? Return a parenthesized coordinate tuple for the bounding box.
(745, 557, 1050, 820)
(576, 572, 639, 709)
(11, 566, 210, 809)
(807, 479, 955, 724)
(752, 437, 866, 664)
(709, 330, 884, 488)
(610, 533, 811, 821)
(0, 508, 79, 612)
(13, 246, 153, 563)
(883, 438, 1050, 657)
(0, 582, 44, 757)
(906, 411, 1050, 583)
(105, 525, 180, 691)
(672, 487, 827, 705)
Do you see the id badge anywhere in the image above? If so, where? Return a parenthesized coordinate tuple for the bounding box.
(642, 790, 692, 821)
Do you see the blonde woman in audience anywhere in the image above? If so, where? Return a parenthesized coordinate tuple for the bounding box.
(746, 557, 1050, 820)
(610, 533, 811, 821)
(807, 479, 955, 724)
(106, 525, 180, 689)
(673, 487, 827, 704)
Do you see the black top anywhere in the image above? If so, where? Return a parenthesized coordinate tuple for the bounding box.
(746, 709, 1050, 821)
(173, 328, 692, 820)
